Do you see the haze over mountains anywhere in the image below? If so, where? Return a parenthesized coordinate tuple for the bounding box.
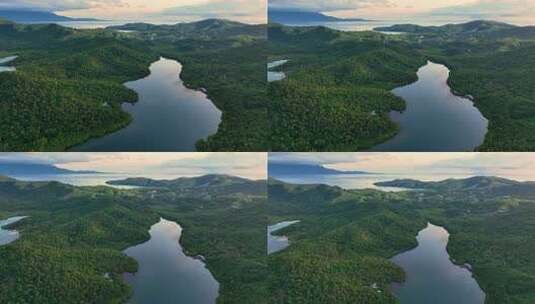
(268, 10, 369, 24)
(268, 162, 370, 176)
(0, 10, 99, 22)
(0, 162, 99, 176)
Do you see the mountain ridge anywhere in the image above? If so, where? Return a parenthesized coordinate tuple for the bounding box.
(269, 162, 370, 176)
(0, 162, 100, 176)
(0, 10, 100, 22)
(269, 10, 369, 24)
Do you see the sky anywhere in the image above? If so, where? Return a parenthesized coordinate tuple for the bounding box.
(270, 152, 535, 181)
(269, 0, 535, 25)
(0, 153, 267, 180)
(0, 0, 266, 23)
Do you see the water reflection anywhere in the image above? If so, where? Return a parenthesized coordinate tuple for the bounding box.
(391, 223, 485, 304)
(373, 61, 488, 151)
(124, 218, 219, 304)
(268, 220, 300, 254)
(0, 56, 17, 72)
(73, 57, 222, 151)
(0, 216, 27, 246)
(268, 60, 288, 82)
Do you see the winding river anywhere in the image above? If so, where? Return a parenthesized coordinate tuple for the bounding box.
(0, 56, 17, 72)
(73, 57, 222, 151)
(268, 220, 299, 254)
(0, 216, 27, 245)
(391, 223, 485, 304)
(123, 218, 219, 304)
(372, 61, 488, 151)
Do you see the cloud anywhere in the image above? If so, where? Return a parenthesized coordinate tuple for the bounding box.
(0, 0, 122, 12)
(0, 153, 267, 180)
(427, 0, 535, 20)
(269, 152, 535, 181)
(0, 0, 266, 23)
(268, 0, 391, 13)
(159, 0, 266, 23)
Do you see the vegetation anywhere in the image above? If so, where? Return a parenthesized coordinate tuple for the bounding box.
(269, 20, 535, 151)
(0, 174, 267, 304)
(268, 176, 535, 303)
(268, 24, 425, 151)
(0, 19, 267, 151)
(112, 20, 268, 151)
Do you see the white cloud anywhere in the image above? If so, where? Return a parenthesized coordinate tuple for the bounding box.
(0, 0, 121, 12)
(268, 0, 535, 24)
(427, 0, 535, 24)
(269, 152, 535, 181)
(0, 153, 267, 180)
(160, 0, 266, 23)
(268, 0, 391, 12)
(0, 0, 266, 23)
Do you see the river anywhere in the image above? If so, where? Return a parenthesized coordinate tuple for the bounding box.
(72, 57, 221, 151)
(372, 61, 488, 151)
(124, 218, 219, 304)
(268, 220, 300, 254)
(391, 223, 485, 304)
(0, 216, 27, 246)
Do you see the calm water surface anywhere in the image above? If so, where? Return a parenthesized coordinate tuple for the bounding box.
(269, 172, 473, 191)
(73, 57, 221, 151)
(391, 223, 485, 304)
(277, 18, 464, 32)
(9, 173, 192, 188)
(124, 218, 219, 304)
(0, 56, 17, 72)
(372, 61, 488, 151)
(268, 60, 288, 82)
(268, 220, 300, 254)
(18, 20, 176, 29)
(0, 216, 27, 245)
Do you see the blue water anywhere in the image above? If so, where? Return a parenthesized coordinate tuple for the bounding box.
(391, 223, 485, 304)
(72, 57, 222, 152)
(0, 216, 27, 246)
(268, 60, 289, 82)
(372, 61, 488, 152)
(124, 218, 219, 304)
(268, 220, 300, 254)
(0, 56, 17, 72)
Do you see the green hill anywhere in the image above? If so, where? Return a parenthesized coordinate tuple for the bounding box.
(0, 175, 267, 303)
(269, 20, 535, 151)
(269, 177, 535, 303)
(0, 19, 267, 151)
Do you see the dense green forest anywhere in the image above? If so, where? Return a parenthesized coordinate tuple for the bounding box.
(269, 20, 535, 151)
(268, 176, 535, 303)
(0, 174, 267, 303)
(0, 19, 267, 151)
(268, 24, 425, 151)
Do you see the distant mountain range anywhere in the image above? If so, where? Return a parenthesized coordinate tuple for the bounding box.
(375, 176, 530, 192)
(269, 162, 370, 176)
(375, 20, 517, 36)
(0, 10, 100, 22)
(107, 174, 265, 196)
(0, 162, 99, 176)
(108, 19, 265, 40)
(268, 10, 369, 24)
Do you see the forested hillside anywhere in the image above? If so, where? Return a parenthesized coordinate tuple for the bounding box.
(268, 24, 425, 151)
(0, 175, 267, 304)
(0, 19, 267, 151)
(268, 177, 535, 303)
(269, 21, 535, 151)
